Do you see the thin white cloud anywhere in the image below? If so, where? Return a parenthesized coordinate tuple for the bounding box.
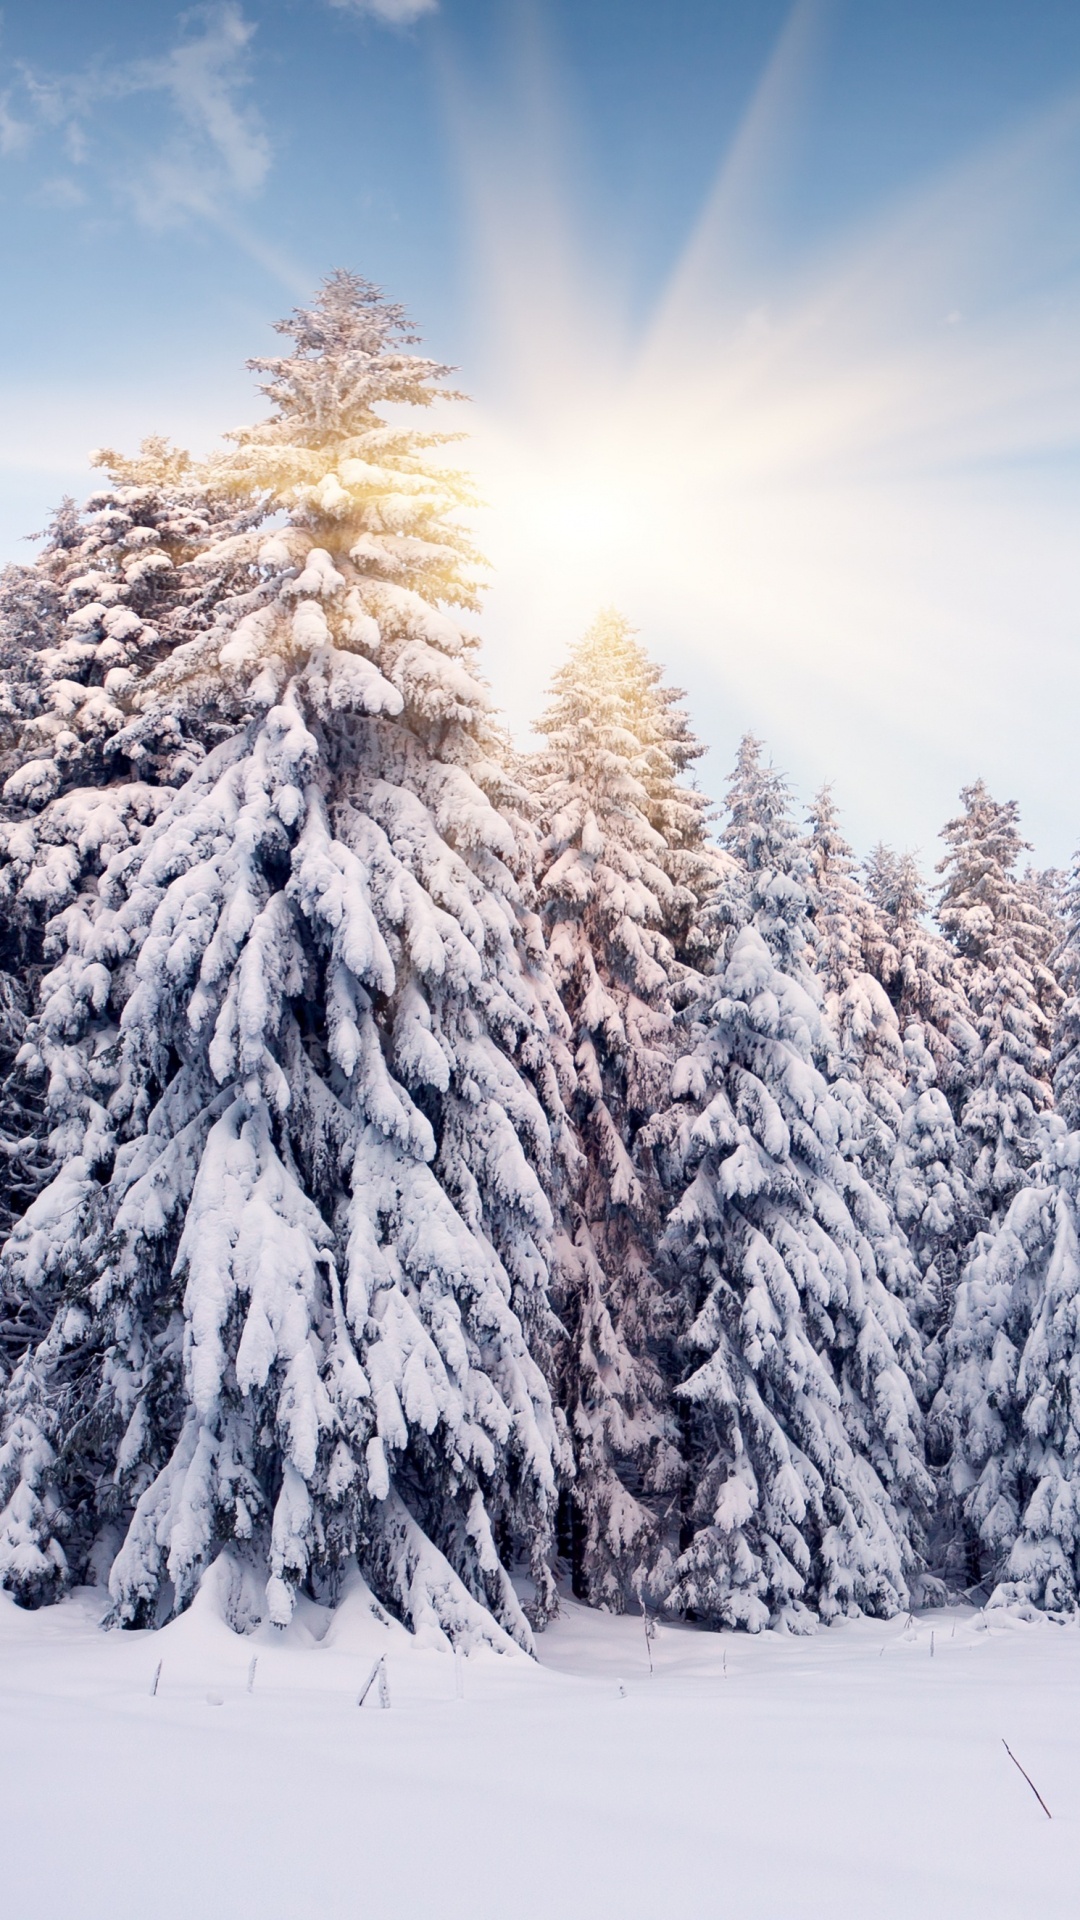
(35, 175, 87, 209)
(329, 0, 439, 24)
(142, 5, 270, 200)
(0, 88, 29, 154)
(1, 4, 270, 227)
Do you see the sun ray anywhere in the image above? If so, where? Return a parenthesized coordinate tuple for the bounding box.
(443, 19, 1080, 860)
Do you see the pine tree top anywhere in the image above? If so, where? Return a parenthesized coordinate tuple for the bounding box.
(937, 780, 1060, 1028)
(245, 269, 459, 445)
(937, 780, 1038, 965)
(715, 734, 812, 976)
(721, 733, 803, 876)
(1051, 847, 1080, 1127)
(535, 609, 711, 861)
(0, 440, 262, 829)
(89, 436, 198, 492)
(202, 271, 483, 613)
(806, 784, 881, 979)
(806, 783, 855, 877)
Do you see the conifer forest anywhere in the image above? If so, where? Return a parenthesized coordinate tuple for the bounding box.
(3, 271, 1077, 1650)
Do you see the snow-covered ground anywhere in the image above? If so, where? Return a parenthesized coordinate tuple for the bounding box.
(2, 1578, 1079, 1919)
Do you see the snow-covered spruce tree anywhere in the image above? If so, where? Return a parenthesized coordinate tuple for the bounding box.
(724, 757, 921, 1292)
(890, 1023, 971, 1344)
(930, 851, 1080, 1611)
(930, 793, 1064, 1598)
(0, 530, 74, 1270)
(712, 734, 811, 973)
(854, 847, 974, 1329)
(656, 737, 931, 1630)
(937, 781, 1061, 1228)
(933, 1121, 1080, 1614)
(0, 440, 263, 936)
(0, 274, 572, 1648)
(0, 445, 263, 1370)
(0, 964, 52, 1368)
(615, 621, 719, 980)
(528, 610, 713, 1607)
(805, 788, 905, 1179)
(864, 844, 979, 1106)
(1051, 847, 1080, 1132)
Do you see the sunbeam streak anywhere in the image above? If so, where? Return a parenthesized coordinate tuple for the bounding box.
(449, 19, 1080, 862)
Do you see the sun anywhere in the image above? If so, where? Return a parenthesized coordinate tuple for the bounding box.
(449, 33, 1080, 860)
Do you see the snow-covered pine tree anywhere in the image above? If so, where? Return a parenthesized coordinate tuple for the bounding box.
(0, 440, 263, 936)
(0, 273, 572, 1650)
(935, 1120, 1080, 1614)
(890, 1023, 971, 1345)
(529, 610, 712, 1608)
(0, 533, 72, 1261)
(712, 733, 810, 973)
(657, 737, 931, 1630)
(724, 757, 922, 1293)
(1051, 848, 1080, 1132)
(937, 781, 1061, 1227)
(805, 787, 905, 1179)
(621, 625, 718, 981)
(0, 961, 48, 1361)
(0, 444, 263, 1365)
(849, 846, 974, 1332)
(806, 798, 970, 1339)
(930, 795, 1066, 1599)
(864, 845, 979, 1110)
(931, 846, 1080, 1611)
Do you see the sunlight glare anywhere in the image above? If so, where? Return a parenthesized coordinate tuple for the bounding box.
(447, 13, 1080, 860)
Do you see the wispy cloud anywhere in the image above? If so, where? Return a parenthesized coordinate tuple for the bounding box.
(0, 88, 30, 155)
(1, 4, 270, 227)
(329, 0, 438, 21)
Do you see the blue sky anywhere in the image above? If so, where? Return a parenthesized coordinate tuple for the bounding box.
(2, 0, 1080, 866)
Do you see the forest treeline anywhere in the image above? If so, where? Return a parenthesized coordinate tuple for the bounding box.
(0, 272, 1076, 1646)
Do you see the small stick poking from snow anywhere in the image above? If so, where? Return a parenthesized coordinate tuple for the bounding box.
(149, 1660, 162, 1699)
(357, 1658, 382, 1708)
(1002, 1740, 1052, 1819)
(931, 1632, 935, 1658)
(358, 1657, 391, 1710)
(643, 1608, 653, 1676)
(247, 1656, 258, 1694)
(360, 1657, 390, 1708)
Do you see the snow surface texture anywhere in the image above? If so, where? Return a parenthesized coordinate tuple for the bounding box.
(1, 1578, 1079, 1920)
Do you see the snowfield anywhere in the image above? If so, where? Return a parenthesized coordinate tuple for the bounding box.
(2, 1581, 1079, 1919)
